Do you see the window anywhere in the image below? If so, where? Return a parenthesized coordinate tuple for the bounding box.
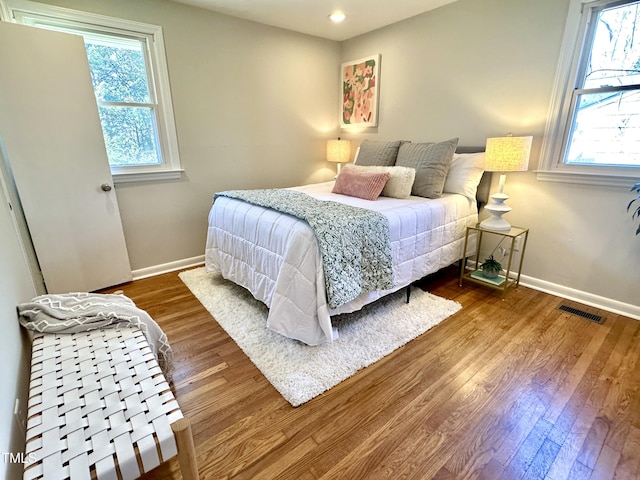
(539, 0, 640, 186)
(0, 0, 182, 182)
(84, 33, 162, 168)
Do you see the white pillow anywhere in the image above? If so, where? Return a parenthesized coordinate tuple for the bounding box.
(443, 152, 485, 199)
(341, 164, 416, 199)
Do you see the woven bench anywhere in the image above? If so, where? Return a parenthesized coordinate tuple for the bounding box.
(23, 327, 198, 480)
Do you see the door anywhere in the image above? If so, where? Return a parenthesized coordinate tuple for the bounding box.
(0, 135, 46, 295)
(0, 22, 132, 293)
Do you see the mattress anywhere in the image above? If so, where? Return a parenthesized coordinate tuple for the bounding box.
(205, 181, 478, 345)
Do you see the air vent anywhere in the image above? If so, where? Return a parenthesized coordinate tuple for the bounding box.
(557, 304, 604, 324)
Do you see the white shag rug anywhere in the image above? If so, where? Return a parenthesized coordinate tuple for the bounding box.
(179, 267, 461, 407)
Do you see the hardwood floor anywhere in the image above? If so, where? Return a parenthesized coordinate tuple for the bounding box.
(101, 266, 640, 479)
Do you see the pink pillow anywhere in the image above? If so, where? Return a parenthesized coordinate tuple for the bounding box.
(332, 169, 390, 201)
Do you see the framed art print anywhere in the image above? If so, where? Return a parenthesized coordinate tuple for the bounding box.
(341, 54, 380, 128)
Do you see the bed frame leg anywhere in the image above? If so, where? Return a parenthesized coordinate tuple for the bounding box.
(406, 285, 411, 303)
(171, 418, 200, 480)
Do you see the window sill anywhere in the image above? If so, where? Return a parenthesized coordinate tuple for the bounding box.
(112, 169, 184, 184)
(536, 170, 639, 188)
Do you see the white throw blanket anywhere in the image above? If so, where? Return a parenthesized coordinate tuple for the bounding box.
(18, 292, 174, 381)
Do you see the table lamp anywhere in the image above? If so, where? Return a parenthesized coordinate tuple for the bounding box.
(480, 134, 532, 231)
(326, 138, 351, 176)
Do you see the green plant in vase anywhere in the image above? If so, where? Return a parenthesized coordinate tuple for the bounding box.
(480, 254, 502, 278)
(479, 238, 510, 278)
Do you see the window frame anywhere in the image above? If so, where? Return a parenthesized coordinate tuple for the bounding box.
(0, 0, 182, 183)
(538, 0, 640, 187)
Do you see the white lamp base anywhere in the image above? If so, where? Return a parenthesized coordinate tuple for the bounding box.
(333, 162, 342, 179)
(480, 192, 512, 231)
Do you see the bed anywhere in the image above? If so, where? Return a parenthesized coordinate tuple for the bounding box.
(205, 139, 488, 345)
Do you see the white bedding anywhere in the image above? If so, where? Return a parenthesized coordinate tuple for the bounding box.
(205, 181, 478, 345)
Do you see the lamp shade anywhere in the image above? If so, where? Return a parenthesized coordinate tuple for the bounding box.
(485, 135, 532, 172)
(326, 139, 351, 163)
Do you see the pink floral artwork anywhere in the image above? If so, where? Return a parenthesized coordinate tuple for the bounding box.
(341, 54, 380, 127)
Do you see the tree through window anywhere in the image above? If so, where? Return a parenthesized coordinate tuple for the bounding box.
(84, 34, 162, 167)
(564, 0, 640, 167)
(2, 0, 182, 182)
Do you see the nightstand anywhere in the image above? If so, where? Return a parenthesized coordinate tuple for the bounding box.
(459, 224, 529, 298)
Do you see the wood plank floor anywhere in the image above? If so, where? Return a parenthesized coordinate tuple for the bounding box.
(101, 266, 640, 479)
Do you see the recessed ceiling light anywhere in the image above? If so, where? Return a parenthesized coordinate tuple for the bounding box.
(329, 11, 346, 23)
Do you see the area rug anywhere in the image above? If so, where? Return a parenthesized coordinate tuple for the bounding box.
(178, 267, 461, 406)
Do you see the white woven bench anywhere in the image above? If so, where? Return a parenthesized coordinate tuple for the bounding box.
(23, 327, 199, 480)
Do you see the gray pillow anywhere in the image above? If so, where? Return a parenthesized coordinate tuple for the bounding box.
(395, 138, 459, 198)
(354, 140, 403, 167)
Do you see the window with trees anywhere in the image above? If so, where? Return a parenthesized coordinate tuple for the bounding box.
(539, 0, 640, 185)
(0, 0, 181, 182)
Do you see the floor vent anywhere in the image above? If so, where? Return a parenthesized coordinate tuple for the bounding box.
(557, 304, 604, 324)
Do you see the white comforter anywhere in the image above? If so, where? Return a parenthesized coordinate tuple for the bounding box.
(205, 182, 477, 345)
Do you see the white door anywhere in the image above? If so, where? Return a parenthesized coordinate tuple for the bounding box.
(0, 22, 132, 293)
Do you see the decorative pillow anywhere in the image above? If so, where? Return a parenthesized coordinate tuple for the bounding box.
(354, 140, 403, 167)
(343, 164, 416, 199)
(444, 152, 486, 200)
(332, 168, 390, 201)
(395, 138, 459, 198)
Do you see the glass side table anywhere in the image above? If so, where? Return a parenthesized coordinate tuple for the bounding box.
(459, 224, 529, 298)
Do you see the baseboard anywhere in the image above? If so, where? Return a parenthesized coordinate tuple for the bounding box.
(136, 257, 640, 321)
(132, 255, 204, 281)
(518, 274, 640, 321)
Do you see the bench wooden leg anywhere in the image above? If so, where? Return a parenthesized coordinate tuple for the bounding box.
(171, 418, 199, 480)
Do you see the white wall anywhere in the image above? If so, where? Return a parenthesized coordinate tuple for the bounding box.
(341, 0, 640, 313)
(30, 0, 342, 271)
(0, 159, 37, 480)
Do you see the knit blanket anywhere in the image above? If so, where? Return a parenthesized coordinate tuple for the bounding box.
(215, 189, 394, 308)
(17, 293, 174, 381)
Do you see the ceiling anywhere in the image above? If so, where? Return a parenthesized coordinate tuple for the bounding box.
(168, 0, 460, 41)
